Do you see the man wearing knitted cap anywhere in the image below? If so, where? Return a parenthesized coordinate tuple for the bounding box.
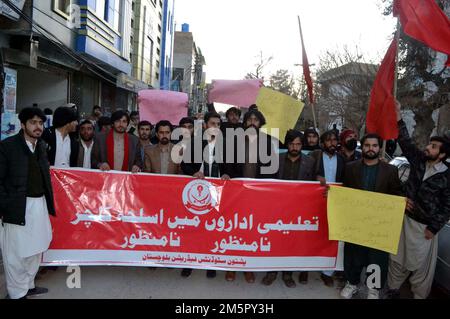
(339, 129, 361, 163)
(42, 106, 79, 168)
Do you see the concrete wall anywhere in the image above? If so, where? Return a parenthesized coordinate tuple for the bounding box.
(33, 0, 78, 49)
(173, 31, 195, 94)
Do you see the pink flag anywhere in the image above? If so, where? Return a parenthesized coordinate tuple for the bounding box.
(138, 90, 188, 125)
(208, 79, 263, 107)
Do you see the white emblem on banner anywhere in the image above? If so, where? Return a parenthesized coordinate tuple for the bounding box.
(182, 180, 218, 215)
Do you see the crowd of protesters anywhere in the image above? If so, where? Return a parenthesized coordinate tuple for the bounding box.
(0, 99, 449, 299)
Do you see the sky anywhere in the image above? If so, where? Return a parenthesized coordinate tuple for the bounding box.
(174, 0, 397, 82)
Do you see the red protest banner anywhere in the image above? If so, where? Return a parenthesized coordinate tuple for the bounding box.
(43, 168, 343, 271)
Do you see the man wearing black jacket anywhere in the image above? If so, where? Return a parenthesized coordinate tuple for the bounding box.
(42, 106, 79, 168)
(180, 112, 230, 279)
(308, 130, 346, 287)
(386, 101, 450, 299)
(0, 108, 55, 299)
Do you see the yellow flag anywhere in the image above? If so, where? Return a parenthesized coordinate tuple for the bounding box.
(256, 88, 304, 143)
(327, 185, 406, 254)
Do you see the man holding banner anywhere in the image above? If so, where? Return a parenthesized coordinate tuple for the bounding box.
(261, 129, 317, 288)
(386, 101, 450, 299)
(92, 111, 142, 173)
(340, 133, 403, 299)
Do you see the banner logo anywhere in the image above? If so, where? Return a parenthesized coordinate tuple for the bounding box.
(182, 180, 217, 215)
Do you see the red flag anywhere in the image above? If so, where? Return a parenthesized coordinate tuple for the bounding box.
(394, 0, 450, 66)
(366, 39, 399, 140)
(299, 17, 314, 104)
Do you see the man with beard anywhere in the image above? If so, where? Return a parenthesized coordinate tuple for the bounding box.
(92, 110, 142, 173)
(340, 133, 403, 299)
(221, 107, 242, 133)
(0, 108, 55, 299)
(180, 112, 231, 279)
(137, 121, 153, 164)
(261, 129, 316, 288)
(385, 102, 450, 299)
(302, 128, 321, 152)
(308, 130, 346, 287)
(42, 106, 79, 168)
(143, 120, 180, 175)
(339, 129, 361, 162)
(77, 120, 95, 168)
(228, 109, 278, 284)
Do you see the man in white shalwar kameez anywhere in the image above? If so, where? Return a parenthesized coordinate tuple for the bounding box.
(0, 108, 55, 299)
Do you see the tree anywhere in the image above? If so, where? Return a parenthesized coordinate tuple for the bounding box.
(268, 69, 301, 99)
(381, 0, 450, 147)
(244, 51, 273, 83)
(315, 45, 377, 135)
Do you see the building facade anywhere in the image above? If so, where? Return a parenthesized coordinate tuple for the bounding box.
(172, 25, 206, 115)
(0, 0, 175, 121)
(159, 0, 175, 90)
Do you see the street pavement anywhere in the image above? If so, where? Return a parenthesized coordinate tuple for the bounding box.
(1, 266, 343, 299)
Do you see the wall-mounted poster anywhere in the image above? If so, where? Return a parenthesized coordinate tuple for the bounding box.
(1, 112, 20, 141)
(3, 67, 17, 113)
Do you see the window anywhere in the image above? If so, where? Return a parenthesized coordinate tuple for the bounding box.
(95, 0, 121, 32)
(158, 24, 161, 32)
(159, 0, 163, 8)
(156, 72, 159, 80)
(157, 36, 161, 44)
(112, 0, 121, 32)
(95, 0, 107, 20)
(156, 48, 160, 56)
(54, 0, 71, 17)
(173, 68, 184, 81)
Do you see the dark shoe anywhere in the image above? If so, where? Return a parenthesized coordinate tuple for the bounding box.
(225, 271, 236, 282)
(333, 271, 345, 279)
(282, 273, 296, 288)
(181, 268, 192, 277)
(244, 272, 255, 283)
(26, 287, 48, 297)
(206, 270, 216, 279)
(5, 294, 27, 299)
(320, 273, 334, 287)
(333, 271, 346, 289)
(261, 272, 277, 286)
(298, 272, 309, 284)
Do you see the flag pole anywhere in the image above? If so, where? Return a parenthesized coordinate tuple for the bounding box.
(298, 15, 318, 132)
(382, 18, 401, 159)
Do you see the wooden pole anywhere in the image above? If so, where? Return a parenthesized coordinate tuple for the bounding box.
(297, 15, 318, 132)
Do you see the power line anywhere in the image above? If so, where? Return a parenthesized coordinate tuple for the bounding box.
(2, 0, 120, 86)
(32, 5, 80, 36)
